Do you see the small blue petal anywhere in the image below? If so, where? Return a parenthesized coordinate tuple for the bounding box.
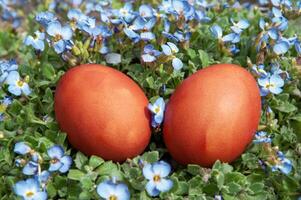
(14, 142, 31, 155)
(152, 161, 171, 178)
(49, 161, 63, 172)
(273, 40, 290, 55)
(142, 54, 156, 62)
(59, 156, 72, 173)
(161, 44, 172, 55)
(97, 181, 114, 198)
(115, 183, 130, 200)
(53, 40, 66, 54)
(105, 53, 121, 65)
(47, 145, 64, 159)
(23, 161, 38, 175)
(146, 181, 160, 197)
(156, 179, 173, 192)
(172, 57, 183, 70)
(143, 163, 154, 180)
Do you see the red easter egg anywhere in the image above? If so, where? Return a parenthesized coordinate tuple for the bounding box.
(163, 64, 261, 167)
(54, 64, 151, 162)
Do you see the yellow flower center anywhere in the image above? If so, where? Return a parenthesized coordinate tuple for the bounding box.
(120, 8, 128, 15)
(109, 195, 118, 200)
(154, 107, 160, 114)
(153, 175, 161, 182)
(54, 34, 62, 42)
(266, 83, 274, 89)
(17, 80, 24, 87)
(50, 158, 59, 164)
(26, 191, 34, 197)
(0, 104, 6, 113)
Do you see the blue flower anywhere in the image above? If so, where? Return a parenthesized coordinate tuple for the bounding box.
(253, 131, 272, 144)
(195, 10, 211, 22)
(142, 161, 173, 197)
(35, 170, 50, 188)
(46, 21, 73, 54)
(13, 178, 47, 200)
(258, 73, 284, 96)
(288, 36, 301, 55)
(113, 2, 136, 24)
(5, 71, 31, 96)
(171, 0, 194, 20)
(0, 96, 12, 115)
(210, 25, 223, 39)
(230, 18, 249, 34)
(67, 9, 88, 30)
(259, 18, 279, 40)
(271, 8, 288, 31)
(141, 44, 161, 63)
(161, 42, 183, 70)
(251, 64, 268, 77)
(35, 11, 57, 27)
(124, 28, 141, 43)
(271, 151, 292, 175)
(271, 0, 292, 9)
(229, 44, 240, 54)
(270, 63, 290, 80)
(148, 97, 165, 127)
(0, 59, 18, 83)
(47, 145, 72, 173)
(222, 32, 241, 43)
(97, 180, 130, 200)
(24, 31, 45, 51)
(14, 142, 32, 155)
(139, 4, 154, 18)
(273, 38, 290, 55)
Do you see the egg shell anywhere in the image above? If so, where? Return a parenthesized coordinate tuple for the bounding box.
(54, 64, 151, 162)
(163, 64, 261, 167)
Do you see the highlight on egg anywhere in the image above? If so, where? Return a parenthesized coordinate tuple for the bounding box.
(163, 64, 261, 167)
(54, 64, 151, 162)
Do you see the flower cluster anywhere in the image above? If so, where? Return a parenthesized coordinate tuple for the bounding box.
(210, 18, 250, 55)
(23, 0, 218, 71)
(251, 63, 289, 96)
(253, 131, 292, 175)
(0, 59, 31, 96)
(13, 142, 72, 199)
(256, 6, 300, 56)
(0, 0, 22, 28)
(95, 160, 173, 199)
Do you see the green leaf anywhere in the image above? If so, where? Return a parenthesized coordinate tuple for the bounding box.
(226, 182, 241, 194)
(80, 176, 94, 190)
(274, 101, 297, 113)
(42, 63, 56, 80)
(198, 49, 209, 67)
(75, 152, 88, 170)
(187, 164, 201, 175)
(68, 169, 85, 180)
(46, 182, 57, 198)
(187, 48, 197, 59)
(216, 172, 225, 189)
(88, 156, 104, 170)
(249, 182, 264, 194)
(96, 161, 121, 177)
(142, 151, 159, 163)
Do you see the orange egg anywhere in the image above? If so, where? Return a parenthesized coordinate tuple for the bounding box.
(54, 64, 151, 162)
(163, 64, 261, 167)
